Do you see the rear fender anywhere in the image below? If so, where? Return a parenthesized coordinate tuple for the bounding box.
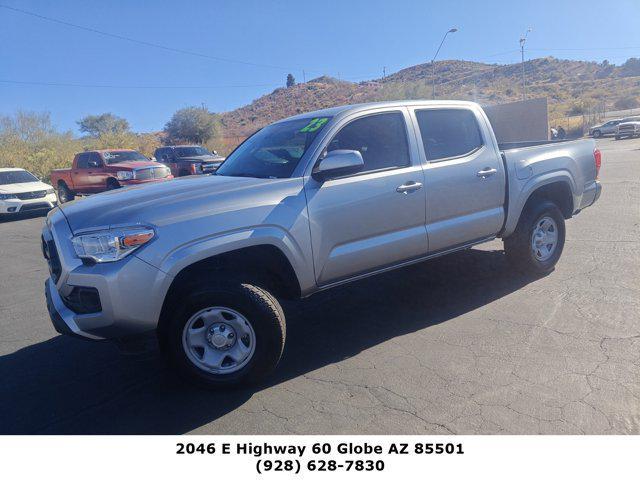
(503, 171, 576, 237)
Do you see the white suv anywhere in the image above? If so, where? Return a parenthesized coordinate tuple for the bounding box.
(0, 168, 57, 216)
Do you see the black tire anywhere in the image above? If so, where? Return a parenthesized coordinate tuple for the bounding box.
(57, 182, 74, 203)
(160, 282, 285, 389)
(614, 135, 621, 140)
(106, 178, 121, 190)
(504, 200, 566, 275)
(592, 130, 602, 138)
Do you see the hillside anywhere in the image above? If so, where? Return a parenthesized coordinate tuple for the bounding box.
(218, 57, 640, 141)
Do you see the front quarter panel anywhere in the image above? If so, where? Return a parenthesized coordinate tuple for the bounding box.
(134, 177, 315, 296)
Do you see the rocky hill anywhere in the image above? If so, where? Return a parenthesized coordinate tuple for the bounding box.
(218, 57, 640, 141)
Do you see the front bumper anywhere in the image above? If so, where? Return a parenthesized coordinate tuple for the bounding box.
(42, 209, 171, 340)
(0, 193, 57, 214)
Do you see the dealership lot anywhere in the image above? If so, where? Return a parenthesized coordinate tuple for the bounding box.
(0, 137, 638, 434)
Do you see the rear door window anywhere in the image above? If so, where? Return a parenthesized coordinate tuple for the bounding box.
(415, 109, 484, 161)
(327, 112, 410, 173)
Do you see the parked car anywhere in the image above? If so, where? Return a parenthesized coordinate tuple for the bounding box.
(0, 168, 57, 216)
(615, 116, 640, 140)
(42, 100, 601, 388)
(154, 145, 225, 176)
(588, 119, 624, 138)
(50, 149, 173, 203)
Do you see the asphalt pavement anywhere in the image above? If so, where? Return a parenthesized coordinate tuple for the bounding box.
(0, 136, 638, 434)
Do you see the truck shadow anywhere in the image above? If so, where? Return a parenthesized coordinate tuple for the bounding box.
(0, 210, 49, 223)
(0, 248, 538, 434)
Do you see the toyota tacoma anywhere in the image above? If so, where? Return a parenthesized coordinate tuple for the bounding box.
(42, 101, 602, 388)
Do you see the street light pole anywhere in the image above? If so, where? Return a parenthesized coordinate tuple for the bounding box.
(519, 28, 532, 102)
(431, 27, 458, 99)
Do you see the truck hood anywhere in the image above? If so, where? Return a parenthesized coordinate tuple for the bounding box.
(58, 174, 289, 232)
(105, 160, 159, 170)
(0, 180, 52, 194)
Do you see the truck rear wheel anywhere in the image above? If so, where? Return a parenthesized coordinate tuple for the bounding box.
(160, 282, 285, 388)
(504, 200, 565, 275)
(57, 182, 74, 203)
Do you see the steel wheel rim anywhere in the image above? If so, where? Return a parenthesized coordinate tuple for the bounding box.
(182, 307, 256, 375)
(58, 188, 67, 203)
(531, 216, 558, 261)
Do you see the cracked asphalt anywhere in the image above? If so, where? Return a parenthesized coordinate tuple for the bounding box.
(1, 137, 638, 434)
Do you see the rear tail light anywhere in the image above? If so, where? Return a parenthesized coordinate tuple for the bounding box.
(190, 163, 202, 175)
(594, 148, 601, 179)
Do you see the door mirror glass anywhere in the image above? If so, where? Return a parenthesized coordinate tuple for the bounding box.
(87, 160, 99, 168)
(313, 149, 364, 181)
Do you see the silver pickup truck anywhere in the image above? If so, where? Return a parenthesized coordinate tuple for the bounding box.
(42, 100, 601, 387)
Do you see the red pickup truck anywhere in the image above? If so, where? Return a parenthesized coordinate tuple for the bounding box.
(51, 149, 173, 203)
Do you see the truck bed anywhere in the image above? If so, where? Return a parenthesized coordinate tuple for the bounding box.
(499, 137, 599, 237)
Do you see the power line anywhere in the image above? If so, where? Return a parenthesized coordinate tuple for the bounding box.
(0, 3, 298, 71)
(0, 79, 282, 89)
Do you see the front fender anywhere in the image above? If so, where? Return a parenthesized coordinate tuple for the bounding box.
(148, 225, 315, 297)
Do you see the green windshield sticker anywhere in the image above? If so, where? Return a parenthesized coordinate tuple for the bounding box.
(299, 117, 329, 133)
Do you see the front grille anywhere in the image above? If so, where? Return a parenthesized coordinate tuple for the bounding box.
(135, 167, 170, 180)
(618, 125, 637, 134)
(21, 203, 50, 211)
(41, 234, 62, 283)
(15, 190, 47, 200)
(201, 163, 219, 173)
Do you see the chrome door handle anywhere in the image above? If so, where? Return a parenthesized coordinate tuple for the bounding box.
(477, 168, 497, 178)
(396, 181, 423, 194)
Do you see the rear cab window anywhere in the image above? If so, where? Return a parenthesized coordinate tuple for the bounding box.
(414, 108, 484, 161)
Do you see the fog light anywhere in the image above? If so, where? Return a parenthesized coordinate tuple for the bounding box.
(62, 286, 102, 314)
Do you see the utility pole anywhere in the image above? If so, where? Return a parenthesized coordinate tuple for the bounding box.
(302, 70, 306, 83)
(383, 66, 386, 79)
(431, 28, 458, 99)
(519, 28, 532, 102)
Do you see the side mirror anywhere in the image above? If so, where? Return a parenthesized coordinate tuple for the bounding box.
(212, 150, 218, 156)
(87, 160, 100, 168)
(312, 149, 364, 181)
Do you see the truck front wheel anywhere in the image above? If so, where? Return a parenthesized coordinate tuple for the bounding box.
(160, 282, 286, 388)
(504, 200, 566, 275)
(57, 182, 74, 203)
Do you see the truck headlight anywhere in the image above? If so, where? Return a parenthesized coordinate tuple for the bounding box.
(0, 193, 17, 200)
(116, 171, 134, 181)
(46, 188, 55, 195)
(71, 227, 155, 263)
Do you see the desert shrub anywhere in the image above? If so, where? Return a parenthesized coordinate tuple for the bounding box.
(614, 96, 639, 110)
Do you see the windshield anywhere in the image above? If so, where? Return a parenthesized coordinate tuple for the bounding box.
(103, 151, 149, 164)
(216, 116, 331, 178)
(175, 146, 212, 157)
(0, 170, 39, 185)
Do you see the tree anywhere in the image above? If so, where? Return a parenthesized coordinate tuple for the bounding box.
(620, 57, 640, 77)
(164, 107, 220, 144)
(77, 113, 130, 137)
(286, 73, 296, 88)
